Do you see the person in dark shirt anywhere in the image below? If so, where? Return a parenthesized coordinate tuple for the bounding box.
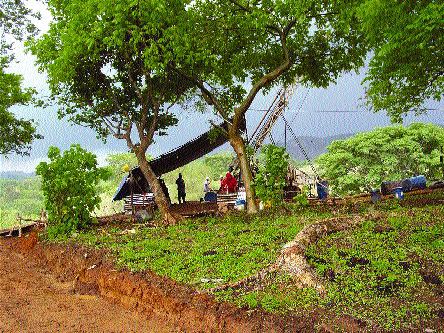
(176, 173, 186, 204)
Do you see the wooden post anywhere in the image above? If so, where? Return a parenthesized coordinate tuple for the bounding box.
(16, 213, 22, 237)
(130, 171, 135, 216)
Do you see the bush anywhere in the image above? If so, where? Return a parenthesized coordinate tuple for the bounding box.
(255, 145, 289, 206)
(36, 144, 110, 235)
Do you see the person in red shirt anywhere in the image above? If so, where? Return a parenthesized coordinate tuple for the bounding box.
(224, 167, 238, 193)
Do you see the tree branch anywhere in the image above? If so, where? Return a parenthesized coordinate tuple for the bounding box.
(169, 66, 229, 122)
(232, 21, 294, 130)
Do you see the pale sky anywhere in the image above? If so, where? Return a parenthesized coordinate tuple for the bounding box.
(1, 1, 443, 173)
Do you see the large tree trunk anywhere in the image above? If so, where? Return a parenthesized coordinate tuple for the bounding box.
(136, 153, 181, 225)
(229, 133, 259, 214)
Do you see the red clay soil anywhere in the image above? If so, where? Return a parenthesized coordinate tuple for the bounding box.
(0, 231, 370, 333)
(0, 236, 157, 333)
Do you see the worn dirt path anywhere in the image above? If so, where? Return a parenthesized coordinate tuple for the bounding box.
(0, 238, 155, 333)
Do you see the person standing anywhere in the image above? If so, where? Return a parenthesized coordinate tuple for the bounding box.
(203, 177, 212, 193)
(224, 166, 238, 193)
(219, 175, 224, 192)
(176, 173, 186, 204)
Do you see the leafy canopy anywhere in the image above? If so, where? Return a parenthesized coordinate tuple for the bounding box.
(317, 123, 444, 195)
(0, 62, 41, 155)
(182, 0, 368, 116)
(0, 0, 41, 155)
(36, 144, 110, 235)
(357, 1, 444, 121)
(29, 0, 198, 143)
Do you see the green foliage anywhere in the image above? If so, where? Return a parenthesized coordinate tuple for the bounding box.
(0, 63, 41, 155)
(29, 0, 193, 141)
(356, 1, 443, 121)
(36, 144, 110, 234)
(203, 152, 234, 180)
(0, 0, 38, 55)
(186, 0, 367, 103)
(255, 145, 289, 206)
(305, 205, 444, 330)
(0, 0, 41, 156)
(317, 123, 444, 195)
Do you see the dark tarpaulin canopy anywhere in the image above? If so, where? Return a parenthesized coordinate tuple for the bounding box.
(113, 167, 151, 201)
(113, 119, 245, 201)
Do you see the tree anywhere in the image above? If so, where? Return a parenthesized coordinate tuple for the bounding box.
(169, 0, 368, 213)
(317, 123, 444, 195)
(36, 145, 110, 235)
(31, 0, 368, 217)
(356, 1, 444, 122)
(30, 0, 200, 224)
(0, 0, 41, 155)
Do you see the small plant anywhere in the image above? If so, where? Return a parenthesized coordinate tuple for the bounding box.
(36, 144, 110, 236)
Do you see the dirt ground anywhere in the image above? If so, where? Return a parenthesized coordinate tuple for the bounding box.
(0, 238, 157, 333)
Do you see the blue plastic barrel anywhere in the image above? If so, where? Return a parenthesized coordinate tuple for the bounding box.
(204, 191, 217, 202)
(401, 175, 427, 192)
(317, 181, 328, 200)
(393, 187, 404, 199)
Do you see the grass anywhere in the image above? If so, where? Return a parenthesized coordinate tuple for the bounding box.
(214, 196, 444, 331)
(45, 207, 332, 288)
(303, 205, 443, 330)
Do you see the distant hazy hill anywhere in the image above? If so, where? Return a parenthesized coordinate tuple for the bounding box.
(276, 133, 353, 162)
(0, 171, 35, 179)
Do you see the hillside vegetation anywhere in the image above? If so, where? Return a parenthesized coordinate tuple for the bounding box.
(46, 191, 444, 331)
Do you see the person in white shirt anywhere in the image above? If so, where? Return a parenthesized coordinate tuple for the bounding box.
(203, 177, 212, 193)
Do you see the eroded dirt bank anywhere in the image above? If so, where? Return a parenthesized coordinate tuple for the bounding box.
(0, 234, 158, 333)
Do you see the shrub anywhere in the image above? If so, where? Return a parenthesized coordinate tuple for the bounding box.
(255, 145, 289, 206)
(36, 144, 110, 235)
